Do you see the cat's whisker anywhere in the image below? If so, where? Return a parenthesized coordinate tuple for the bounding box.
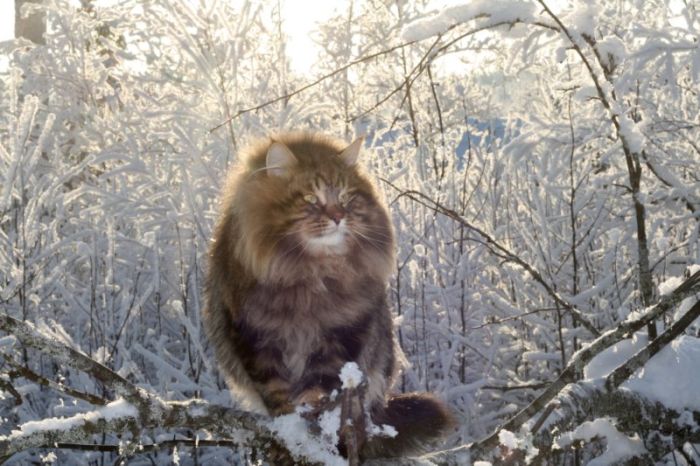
(351, 228, 391, 246)
(355, 224, 393, 239)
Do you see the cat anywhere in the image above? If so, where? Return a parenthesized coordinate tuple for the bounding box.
(203, 132, 454, 458)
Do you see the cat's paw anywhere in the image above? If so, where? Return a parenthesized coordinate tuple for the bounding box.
(294, 386, 328, 408)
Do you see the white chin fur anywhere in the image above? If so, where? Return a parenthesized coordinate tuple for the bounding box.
(306, 221, 348, 254)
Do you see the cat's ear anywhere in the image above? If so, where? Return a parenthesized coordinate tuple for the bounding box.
(266, 142, 297, 177)
(339, 136, 364, 166)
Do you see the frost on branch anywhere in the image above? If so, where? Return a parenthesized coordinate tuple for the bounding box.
(401, 0, 536, 41)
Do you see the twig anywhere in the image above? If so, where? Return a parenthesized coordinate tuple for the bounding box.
(340, 386, 363, 466)
(468, 307, 562, 329)
(210, 16, 558, 133)
(481, 382, 551, 392)
(50, 438, 239, 453)
(0, 377, 22, 406)
(209, 40, 418, 133)
(536, 0, 658, 338)
(530, 401, 559, 434)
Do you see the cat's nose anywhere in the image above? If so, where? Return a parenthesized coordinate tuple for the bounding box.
(326, 206, 345, 225)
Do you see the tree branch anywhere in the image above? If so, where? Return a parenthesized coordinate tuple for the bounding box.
(0, 315, 144, 405)
(605, 297, 700, 391)
(0, 314, 303, 463)
(2, 357, 108, 406)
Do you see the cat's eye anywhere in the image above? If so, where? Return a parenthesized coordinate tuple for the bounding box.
(303, 194, 318, 204)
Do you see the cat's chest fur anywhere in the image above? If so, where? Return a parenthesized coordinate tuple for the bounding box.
(239, 270, 379, 380)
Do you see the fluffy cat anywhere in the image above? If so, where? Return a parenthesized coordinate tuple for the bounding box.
(203, 132, 453, 458)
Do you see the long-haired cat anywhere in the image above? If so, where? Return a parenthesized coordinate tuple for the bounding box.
(203, 132, 453, 458)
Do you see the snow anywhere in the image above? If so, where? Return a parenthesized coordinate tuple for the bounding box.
(675, 410, 698, 429)
(2, 398, 137, 440)
(497, 429, 539, 462)
(553, 417, 646, 465)
(267, 412, 346, 466)
(623, 336, 700, 412)
(658, 275, 685, 295)
(318, 406, 341, 446)
(0, 335, 17, 348)
(584, 334, 647, 380)
(339, 362, 364, 389)
(401, 0, 536, 42)
(523, 350, 562, 362)
(498, 429, 518, 449)
(3, 1, 700, 464)
(617, 114, 645, 153)
(171, 445, 180, 465)
(585, 335, 700, 412)
(566, 1, 598, 37)
(368, 419, 399, 437)
(596, 36, 627, 70)
(40, 452, 57, 464)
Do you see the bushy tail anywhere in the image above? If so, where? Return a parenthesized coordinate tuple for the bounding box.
(361, 393, 455, 459)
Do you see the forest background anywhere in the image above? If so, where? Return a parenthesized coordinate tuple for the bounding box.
(1, 0, 699, 464)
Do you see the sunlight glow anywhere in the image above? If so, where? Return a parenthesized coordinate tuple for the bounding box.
(0, 3, 14, 42)
(281, 0, 342, 73)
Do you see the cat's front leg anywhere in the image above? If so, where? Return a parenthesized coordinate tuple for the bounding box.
(256, 375, 296, 415)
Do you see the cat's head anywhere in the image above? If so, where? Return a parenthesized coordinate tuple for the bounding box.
(231, 133, 395, 283)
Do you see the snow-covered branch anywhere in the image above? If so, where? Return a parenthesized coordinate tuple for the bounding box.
(470, 268, 700, 456)
(0, 313, 295, 462)
(534, 382, 700, 463)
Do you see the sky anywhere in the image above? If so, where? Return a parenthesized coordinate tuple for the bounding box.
(0, 2, 12, 42)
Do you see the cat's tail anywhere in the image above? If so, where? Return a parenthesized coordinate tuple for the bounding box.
(361, 392, 455, 459)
